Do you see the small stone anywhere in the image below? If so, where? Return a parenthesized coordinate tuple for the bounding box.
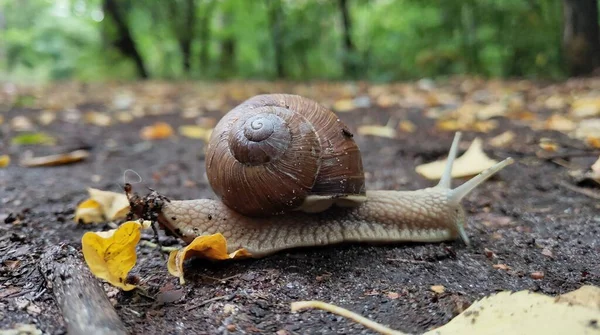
(431, 285, 446, 294)
(226, 324, 236, 331)
(223, 304, 236, 315)
(531, 271, 545, 280)
(276, 330, 290, 335)
(26, 303, 41, 315)
(387, 292, 399, 299)
(484, 248, 495, 259)
(541, 248, 553, 258)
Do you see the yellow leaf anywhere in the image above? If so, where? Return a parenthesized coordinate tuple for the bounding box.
(332, 99, 356, 112)
(74, 199, 104, 224)
(539, 138, 559, 152)
(416, 138, 499, 180)
(587, 136, 600, 149)
(178, 125, 213, 142)
(0, 155, 10, 168)
(398, 120, 416, 133)
(570, 98, 600, 118)
(74, 188, 130, 224)
(81, 221, 143, 291)
(84, 111, 112, 127)
(167, 233, 251, 284)
(357, 125, 396, 139)
(140, 121, 174, 140)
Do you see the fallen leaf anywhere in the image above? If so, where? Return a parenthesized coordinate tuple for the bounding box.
(530, 271, 544, 280)
(431, 285, 445, 294)
(489, 131, 515, 148)
(38, 111, 56, 125)
(167, 233, 251, 284)
(11, 132, 56, 146)
(544, 114, 576, 132)
(74, 188, 130, 223)
(81, 221, 146, 291)
(357, 125, 396, 139)
(570, 98, 600, 118)
(0, 323, 42, 335)
(332, 99, 356, 112)
(539, 138, 559, 152)
(493, 264, 510, 270)
(587, 136, 600, 148)
(116, 111, 134, 123)
(140, 121, 174, 140)
(398, 120, 416, 133)
(0, 155, 10, 168)
(556, 285, 600, 310)
(476, 102, 507, 120)
(84, 111, 112, 127)
(20, 150, 89, 167)
(416, 138, 499, 180)
(590, 156, 600, 183)
(178, 125, 213, 142)
(423, 288, 600, 335)
(10, 116, 34, 131)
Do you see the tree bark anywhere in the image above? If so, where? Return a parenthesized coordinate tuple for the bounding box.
(562, 0, 600, 76)
(169, 0, 197, 73)
(102, 0, 148, 78)
(268, 0, 285, 78)
(39, 244, 129, 335)
(338, 0, 358, 78)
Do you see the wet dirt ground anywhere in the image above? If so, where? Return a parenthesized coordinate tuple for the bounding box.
(1, 80, 599, 334)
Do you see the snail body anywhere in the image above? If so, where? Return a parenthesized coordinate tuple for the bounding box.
(130, 94, 514, 257)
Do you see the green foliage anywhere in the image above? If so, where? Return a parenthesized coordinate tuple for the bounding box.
(0, 0, 574, 82)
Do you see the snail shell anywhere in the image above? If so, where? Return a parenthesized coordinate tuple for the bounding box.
(205, 94, 366, 217)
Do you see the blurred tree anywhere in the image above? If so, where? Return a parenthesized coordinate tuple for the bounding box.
(168, 0, 197, 73)
(267, 0, 285, 78)
(338, 0, 358, 78)
(198, 0, 216, 74)
(102, 0, 148, 78)
(562, 0, 600, 76)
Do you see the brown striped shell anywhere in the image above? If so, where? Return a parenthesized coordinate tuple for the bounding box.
(205, 94, 366, 217)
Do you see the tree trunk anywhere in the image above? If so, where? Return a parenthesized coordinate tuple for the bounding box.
(338, 0, 357, 78)
(199, 0, 215, 74)
(219, 10, 236, 77)
(268, 0, 285, 78)
(562, 0, 600, 76)
(102, 0, 148, 78)
(181, 0, 196, 72)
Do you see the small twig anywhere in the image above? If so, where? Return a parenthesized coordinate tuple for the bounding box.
(32, 288, 47, 301)
(557, 180, 600, 200)
(200, 273, 241, 283)
(386, 258, 429, 264)
(184, 295, 233, 311)
(291, 301, 411, 335)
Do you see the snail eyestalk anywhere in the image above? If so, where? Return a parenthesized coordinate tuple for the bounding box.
(448, 157, 515, 206)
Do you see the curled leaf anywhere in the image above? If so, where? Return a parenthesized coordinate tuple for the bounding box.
(74, 188, 130, 224)
(81, 221, 145, 291)
(416, 138, 499, 180)
(167, 233, 251, 284)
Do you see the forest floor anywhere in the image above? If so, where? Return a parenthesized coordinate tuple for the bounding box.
(1, 78, 599, 335)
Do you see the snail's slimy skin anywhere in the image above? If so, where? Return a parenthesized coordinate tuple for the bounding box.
(137, 132, 513, 258)
(158, 188, 464, 257)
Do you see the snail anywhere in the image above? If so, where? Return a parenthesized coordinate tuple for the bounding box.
(128, 94, 514, 258)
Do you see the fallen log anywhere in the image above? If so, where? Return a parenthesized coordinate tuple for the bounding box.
(39, 244, 129, 335)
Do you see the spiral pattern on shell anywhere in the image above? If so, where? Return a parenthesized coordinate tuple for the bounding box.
(205, 94, 365, 217)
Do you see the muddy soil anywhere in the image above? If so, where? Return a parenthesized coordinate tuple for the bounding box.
(1, 81, 599, 335)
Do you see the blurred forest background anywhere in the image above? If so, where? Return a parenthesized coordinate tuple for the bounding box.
(1, 0, 599, 83)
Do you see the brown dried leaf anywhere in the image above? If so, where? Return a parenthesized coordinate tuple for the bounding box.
(489, 131, 515, 148)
